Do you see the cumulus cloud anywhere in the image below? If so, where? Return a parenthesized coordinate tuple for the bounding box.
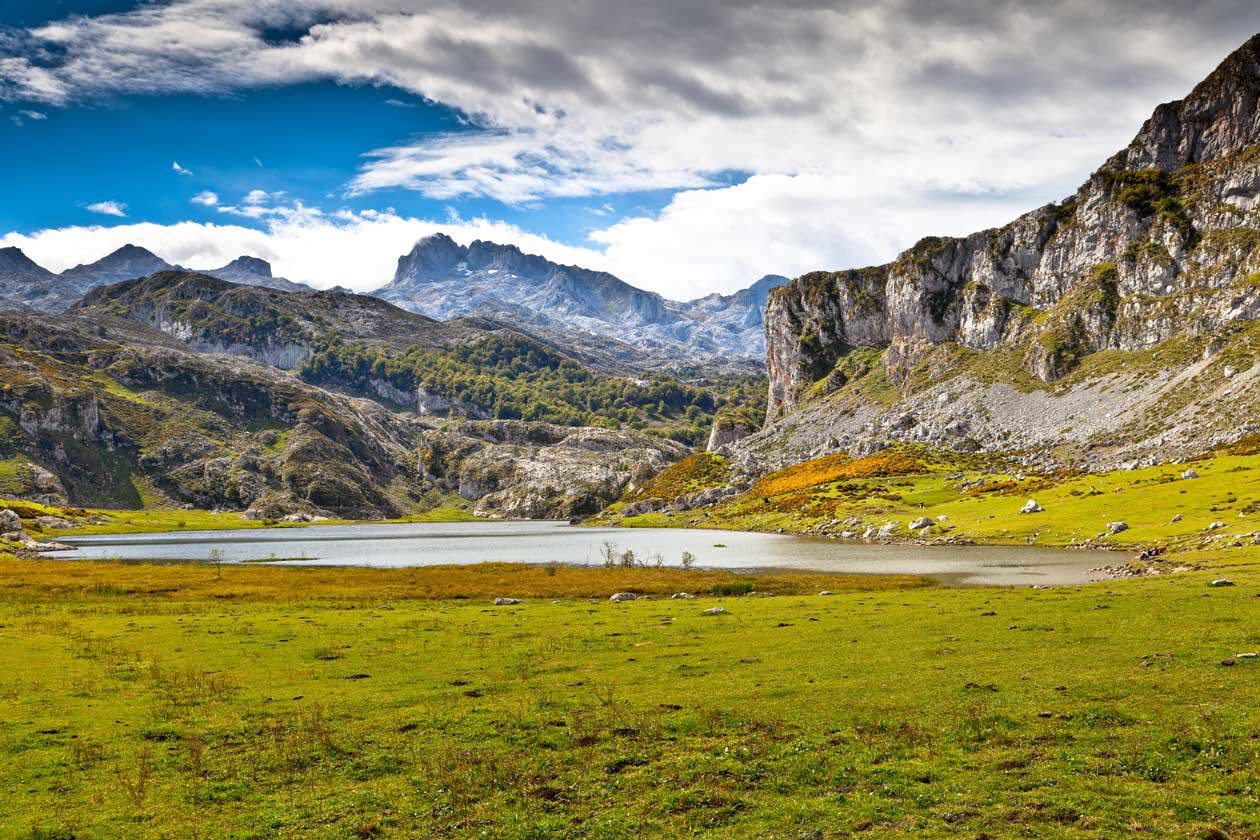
(85, 200, 127, 217)
(190, 190, 219, 206)
(4, 2, 1260, 293)
(0, 208, 614, 292)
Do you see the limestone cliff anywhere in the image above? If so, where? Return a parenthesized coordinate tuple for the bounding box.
(755, 35, 1260, 469)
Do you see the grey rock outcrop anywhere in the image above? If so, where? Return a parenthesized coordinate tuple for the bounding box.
(373, 233, 787, 360)
(740, 35, 1260, 472)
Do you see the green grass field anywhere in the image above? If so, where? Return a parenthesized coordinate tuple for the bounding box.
(600, 445, 1260, 554)
(0, 554, 1256, 839)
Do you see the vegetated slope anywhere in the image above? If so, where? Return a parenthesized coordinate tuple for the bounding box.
(0, 311, 689, 519)
(597, 440, 1260, 565)
(748, 34, 1260, 475)
(72, 271, 766, 447)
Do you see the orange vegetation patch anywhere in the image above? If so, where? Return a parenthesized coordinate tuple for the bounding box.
(627, 452, 729, 502)
(753, 450, 927, 497)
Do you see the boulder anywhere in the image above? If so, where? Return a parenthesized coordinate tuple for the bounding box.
(1207, 521, 1227, 531)
(493, 597, 524, 605)
(34, 515, 72, 530)
(909, 516, 933, 530)
(1020, 500, 1044, 514)
(1, 509, 23, 531)
(670, 592, 695, 599)
(1208, 579, 1235, 587)
(1181, 468, 1199, 479)
(609, 592, 638, 603)
(1106, 521, 1129, 535)
(701, 607, 729, 616)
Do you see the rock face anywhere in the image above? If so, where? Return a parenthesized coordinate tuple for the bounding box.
(373, 233, 787, 360)
(707, 413, 759, 452)
(202, 256, 315, 293)
(418, 421, 687, 519)
(748, 35, 1260, 469)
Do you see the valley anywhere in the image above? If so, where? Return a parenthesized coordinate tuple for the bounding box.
(1, 22, 1260, 840)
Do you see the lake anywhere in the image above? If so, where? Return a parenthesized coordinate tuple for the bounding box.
(49, 520, 1108, 586)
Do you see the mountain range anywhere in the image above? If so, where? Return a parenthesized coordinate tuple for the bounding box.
(375, 233, 788, 359)
(0, 238, 787, 363)
(0, 244, 316, 313)
(4, 35, 1260, 524)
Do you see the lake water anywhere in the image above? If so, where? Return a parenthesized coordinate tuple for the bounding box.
(50, 520, 1107, 586)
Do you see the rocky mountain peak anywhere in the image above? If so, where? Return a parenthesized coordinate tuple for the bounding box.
(1115, 33, 1260, 171)
(0, 246, 52, 277)
(63, 244, 170, 279)
(215, 256, 273, 278)
(394, 233, 466, 286)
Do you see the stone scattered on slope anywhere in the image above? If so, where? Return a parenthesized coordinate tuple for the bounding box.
(1020, 500, 1044, 514)
(493, 597, 523, 606)
(1107, 521, 1129, 535)
(702, 607, 730, 616)
(1208, 579, 1235, 587)
(609, 592, 638, 603)
(670, 592, 695, 599)
(1181, 468, 1199, 479)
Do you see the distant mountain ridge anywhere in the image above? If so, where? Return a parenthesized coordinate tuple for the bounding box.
(374, 233, 788, 359)
(0, 245, 314, 312)
(0, 236, 787, 361)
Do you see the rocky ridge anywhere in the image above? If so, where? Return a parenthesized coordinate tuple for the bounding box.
(374, 233, 788, 361)
(0, 245, 315, 312)
(744, 34, 1260, 474)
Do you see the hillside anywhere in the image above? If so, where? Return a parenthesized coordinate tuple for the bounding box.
(0, 272, 768, 518)
(733, 33, 1260, 475)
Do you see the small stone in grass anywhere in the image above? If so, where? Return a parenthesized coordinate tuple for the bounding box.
(702, 607, 729, 616)
(1208, 579, 1235, 587)
(609, 592, 638, 602)
(1220, 659, 1236, 667)
(818, 590, 834, 596)
(494, 597, 523, 606)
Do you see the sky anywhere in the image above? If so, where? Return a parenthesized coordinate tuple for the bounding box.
(1, 2, 1259, 299)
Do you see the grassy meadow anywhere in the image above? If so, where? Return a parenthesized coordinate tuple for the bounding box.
(0, 552, 1256, 838)
(1, 441, 1257, 837)
(600, 443, 1260, 554)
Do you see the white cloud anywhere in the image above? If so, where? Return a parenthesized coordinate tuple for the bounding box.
(3, 2, 1260, 293)
(190, 190, 219, 206)
(172, 160, 193, 175)
(19, 109, 45, 120)
(85, 200, 127, 217)
(243, 188, 270, 205)
(0, 209, 613, 293)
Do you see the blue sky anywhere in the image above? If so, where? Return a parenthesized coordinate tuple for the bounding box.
(1, 1, 1257, 295)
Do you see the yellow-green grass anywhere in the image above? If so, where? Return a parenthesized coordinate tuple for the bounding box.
(2, 500, 478, 539)
(604, 446, 1260, 556)
(0, 555, 1255, 838)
